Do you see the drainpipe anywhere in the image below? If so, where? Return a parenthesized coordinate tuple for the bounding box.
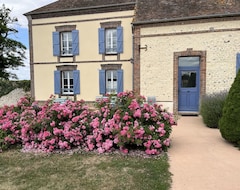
(131, 23, 135, 92)
(26, 15, 35, 100)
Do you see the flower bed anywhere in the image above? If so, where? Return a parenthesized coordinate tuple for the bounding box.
(0, 91, 176, 155)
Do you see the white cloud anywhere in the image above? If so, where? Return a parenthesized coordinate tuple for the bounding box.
(1, 0, 57, 28)
(14, 49, 30, 80)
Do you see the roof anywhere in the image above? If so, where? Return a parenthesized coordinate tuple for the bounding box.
(25, 0, 136, 19)
(134, 0, 240, 24)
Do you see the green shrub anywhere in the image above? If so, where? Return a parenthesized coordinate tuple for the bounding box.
(200, 91, 228, 128)
(219, 71, 240, 147)
(0, 79, 30, 97)
(0, 79, 16, 97)
(16, 80, 31, 92)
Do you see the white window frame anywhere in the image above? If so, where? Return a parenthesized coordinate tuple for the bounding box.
(61, 32, 72, 56)
(106, 70, 117, 94)
(105, 29, 117, 54)
(62, 71, 74, 95)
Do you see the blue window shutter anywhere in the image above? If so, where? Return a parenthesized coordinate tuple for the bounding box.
(98, 28, 105, 54)
(52, 32, 60, 56)
(73, 70, 80, 94)
(117, 27, 123, 53)
(117, 69, 123, 93)
(72, 30, 79, 55)
(236, 53, 240, 75)
(99, 70, 106, 94)
(54, 70, 61, 94)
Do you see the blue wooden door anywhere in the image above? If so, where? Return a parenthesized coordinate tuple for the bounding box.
(178, 57, 200, 112)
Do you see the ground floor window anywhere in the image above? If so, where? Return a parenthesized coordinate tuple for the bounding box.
(99, 64, 123, 95)
(54, 65, 80, 96)
(62, 71, 74, 95)
(106, 70, 117, 94)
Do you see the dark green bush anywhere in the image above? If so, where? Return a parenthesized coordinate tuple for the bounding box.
(16, 80, 31, 92)
(219, 71, 240, 147)
(200, 91, 228, 128)
(0, 79, 16, 97)
(0, 79, 30, 97)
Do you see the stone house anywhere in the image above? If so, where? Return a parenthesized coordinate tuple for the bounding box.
(25, 0, 240, 114)
(132, 0, 240, 114)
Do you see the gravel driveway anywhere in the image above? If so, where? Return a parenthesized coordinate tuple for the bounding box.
(0, 88, 26, 107)
(168, 116, 240, 190)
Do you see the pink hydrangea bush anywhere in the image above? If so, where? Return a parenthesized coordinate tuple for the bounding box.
(0, 92, 176, 155)
(93, 91, 176, 155)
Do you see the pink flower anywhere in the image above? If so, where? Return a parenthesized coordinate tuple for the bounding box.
(104, 126, 111, 135)
(72, 116, 80, 123)
(97, 147, 105, 154)
(114, 137, 119, 144)
(145, 149, 158, 155)
(50, 121, 56, 127)
(164, 139, 170, 147)
(128, 99, 140, 110)
(87, 142, 95, 151)
(96, 134, 102, 142)
(143, 140, 152, 149)
(120, 147, 128, 154)
(58, 140, 69, 149)
(49, 138, 56, 145)
(152, 140, 162, 148)
(123, 112, 130, 121)
(53, 128, 63, 136)
(134, 128, 145, 139)
(144, 113, 150, 120)
(102, 139, 113, 151)
(133, 109, 141, 118)
(149, 125, 155, 131)
(90, 118, 100, 128)
(42, 131, 51, 140)
(120, 130, 127, 136)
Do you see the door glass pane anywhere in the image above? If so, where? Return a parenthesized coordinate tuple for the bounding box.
(181, 71, 196, 88)
(179, 57, 200, 67)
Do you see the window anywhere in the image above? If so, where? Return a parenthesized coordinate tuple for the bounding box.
(106, 70, 117, 93)
(105, 29, 117, 54)
(54, 68, 80, 95)
(61, 32, 72, 56)
(99, 69, 123, 95)
(52, 30, 79, 57)
(98, 26, 123, 54)
(62, 71, 74, 94)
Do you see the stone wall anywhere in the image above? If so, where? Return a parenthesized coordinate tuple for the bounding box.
(134, 18, 240, 112)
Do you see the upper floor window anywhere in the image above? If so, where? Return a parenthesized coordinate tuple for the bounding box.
(61, 32, 72, 56)
(105, 29, 117, 54)
(53, 25, 79, 57)
(98, 21, 123, 55)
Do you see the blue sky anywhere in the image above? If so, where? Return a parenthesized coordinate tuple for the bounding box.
(1, 0, 57, 80)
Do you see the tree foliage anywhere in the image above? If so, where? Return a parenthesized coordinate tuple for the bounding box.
(219, 70, 240, 147)
(0, 4, 26, 80)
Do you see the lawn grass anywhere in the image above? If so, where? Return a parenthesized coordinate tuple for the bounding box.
(0, 150, 171, 190)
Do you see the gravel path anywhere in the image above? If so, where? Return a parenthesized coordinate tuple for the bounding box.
(168, 116, 240, 190)
(0, 88, 27, 107)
